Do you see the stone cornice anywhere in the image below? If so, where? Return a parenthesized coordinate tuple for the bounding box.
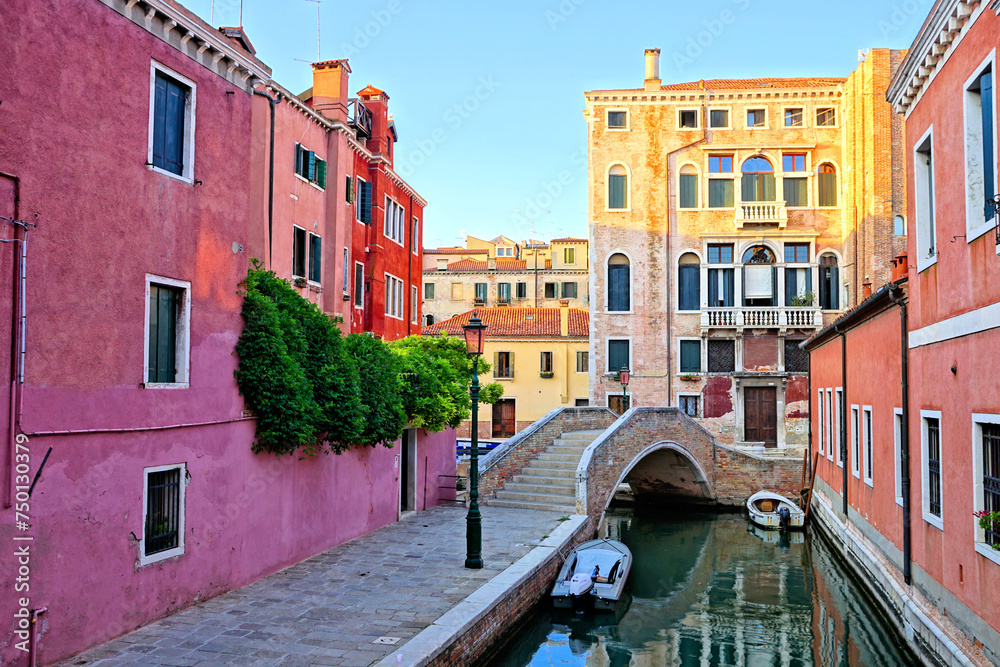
(585, 89, 843, 105)
(98, 0, 271, 92)
(887, 0, 984, 114)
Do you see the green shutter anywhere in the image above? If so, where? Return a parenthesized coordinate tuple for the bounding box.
(317, 159, 327, 189)
(307, 151, 317, 182)
(149, 285, 177, 383)
(346, 176, 354, 203)
(680, 340, 700, 373)
(679, 174, 698, 208)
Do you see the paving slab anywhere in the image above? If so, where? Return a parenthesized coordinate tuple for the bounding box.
(59, 505, 571, 667)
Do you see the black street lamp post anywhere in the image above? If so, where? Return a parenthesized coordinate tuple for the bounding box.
(620, 365, 630, 414)
(462, 313, 487, 569)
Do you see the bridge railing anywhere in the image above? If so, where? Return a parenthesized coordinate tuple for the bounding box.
(477, 407, 618, 503)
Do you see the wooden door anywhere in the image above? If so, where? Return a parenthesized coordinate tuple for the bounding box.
(745, 387, 777, 447)
(492, 399, 516, 438)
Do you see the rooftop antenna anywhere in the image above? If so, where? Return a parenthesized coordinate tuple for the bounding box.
(210, 0, 214, 26)
(302, 0, 321, 61)
(240, 0, 243, 26)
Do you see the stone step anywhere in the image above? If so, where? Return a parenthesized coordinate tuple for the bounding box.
(547, 443, 589, 454)
(522, 467, 576, 481)
(501, 482, 576, 497)
(495, 489, 576, 504)
(536, 452, 582, 463)
(559, 430, 605, 441)
(512, 474, 576, 487)
(487, 498, 576, 513)
(523, 459, 577, 471)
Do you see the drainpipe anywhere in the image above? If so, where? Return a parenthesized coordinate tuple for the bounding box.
(835, 323, 848, 517)
(2, 171, 21, 509)
(807, 355, 813, 482)
(407, 194, 414, 335)
(889, 285, 912, 585)
(252, 88, 282, 269)
(28, 607, 47, 667)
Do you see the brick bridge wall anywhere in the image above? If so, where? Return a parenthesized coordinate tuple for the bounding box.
(477, 407, 618, 501)
(577, 407, 804, 517)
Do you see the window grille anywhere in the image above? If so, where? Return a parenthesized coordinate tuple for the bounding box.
(145, 468, 181, 556)
(708, 339, 735, 373)
(784, 340, 809, 373)
(928, 418, 941, 517)
(984, 424, 1000, 546)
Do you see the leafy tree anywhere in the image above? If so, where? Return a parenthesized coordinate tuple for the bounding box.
(344, 333, 407, 448)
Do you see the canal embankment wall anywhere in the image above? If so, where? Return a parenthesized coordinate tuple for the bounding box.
(375, 514, 591, 667)
(812, 481, 997, 666)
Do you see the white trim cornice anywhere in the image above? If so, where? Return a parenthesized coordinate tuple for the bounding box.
(908, 302, 1000, 348)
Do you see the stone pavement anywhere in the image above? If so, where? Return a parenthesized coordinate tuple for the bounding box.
(60, 505, 571, 667)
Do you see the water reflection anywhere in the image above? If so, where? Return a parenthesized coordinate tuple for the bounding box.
(488, 511, 913, 666)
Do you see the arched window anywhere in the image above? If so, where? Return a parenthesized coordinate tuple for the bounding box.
(818, 164, 838, 206)
(741, 245, 776, 307)
(819, 253, 840, 310)
(608, 165, 628, 210)
(678, 252, 700, 311)
(741, 157, 775, 202)
(894, 214, 906, 236)
(679, 165, 698, 209)
(608, 253, 630, 312)
(424, 314, 435, 326)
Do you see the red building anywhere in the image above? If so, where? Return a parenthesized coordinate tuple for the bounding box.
(805, 1, 1000, 663)
(255, 61, 426, 340)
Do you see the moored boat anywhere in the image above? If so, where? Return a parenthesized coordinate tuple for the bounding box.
(746, 491, 805, 530)
(551, 539, 632, 612)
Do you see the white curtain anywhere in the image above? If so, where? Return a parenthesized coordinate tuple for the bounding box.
(745, 266, 772, 298)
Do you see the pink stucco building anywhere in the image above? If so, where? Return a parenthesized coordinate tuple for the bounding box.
(0, 1, 451, 664)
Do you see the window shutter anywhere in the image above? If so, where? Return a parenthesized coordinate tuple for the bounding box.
(493, 351, 499, 374)
(163, 79, 186, 176)
(509, 352, 514, 374)
(152, 75, 168, 171)
(294, 144, 303, 176)
(155, 286, 177, 383)
(742, 174, 756, 202)
(982, 71, 995, 219)
(830, 267, 839, 309)
(708, 269, 719, 307)
(785, 268, 797, 306)
(346, 176, 354, 203)
(771, 266, 778, 306)
(680, 340, 700, 373)
(679, 174, 698, 208)
(724, 268, 734, 307)
(147, 287, 159, 381)
(608, 265, 630, 311)
(763, 174, 776, 201)
(309, 235, 322, 282)
(679, 265, 699, 311)
(361, 181, 372, 224)
(307, 151, 317, 182)
(317, 159, 327, 189)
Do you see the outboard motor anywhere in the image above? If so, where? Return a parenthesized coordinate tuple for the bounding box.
(568, 573, 594, 612)
(778, 505, 791, 531)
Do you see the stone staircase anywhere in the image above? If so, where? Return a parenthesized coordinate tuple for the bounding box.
(487, 430, 604, 513)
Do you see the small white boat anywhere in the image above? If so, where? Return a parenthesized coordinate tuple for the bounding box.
(746, 491, 805, 531)
(551, 539, 631, 612)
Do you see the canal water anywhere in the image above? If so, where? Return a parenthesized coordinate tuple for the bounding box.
(487, 509, 915, 666)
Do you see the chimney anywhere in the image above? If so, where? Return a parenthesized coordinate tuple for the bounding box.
(488, 257, 496, 271)
(559, 300, 570, 337)
(891, 251, 909, 282)
(863, 278, 872, 299)
(436, 258, 449, 271)
(311, 59, 351, 122)
(644, 48, 661, 91)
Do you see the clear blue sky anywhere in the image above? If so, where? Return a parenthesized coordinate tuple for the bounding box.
(189, 0, 928, 248)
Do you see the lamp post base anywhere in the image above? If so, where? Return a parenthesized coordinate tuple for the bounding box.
(464, 557, 484, 569)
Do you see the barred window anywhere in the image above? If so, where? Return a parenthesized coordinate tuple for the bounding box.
(679, 395, 699, 417)
(708, 339, 735, 373)
(142, 465, 185, 564)
(982, 423, 1000, 546)
(927, 417, 942, 518)
(784, 340, 809, 373)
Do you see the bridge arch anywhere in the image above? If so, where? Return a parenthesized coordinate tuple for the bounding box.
(599, 440, 717, 514)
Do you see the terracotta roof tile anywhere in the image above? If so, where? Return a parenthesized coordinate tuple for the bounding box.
(357, 84, 385, 97)
(551, 237, 588, 243)
(438, 258, 533, 272)
(422, 308, 589, 338)
(588, 77, 845, 95)
(424, 247, 489, 255)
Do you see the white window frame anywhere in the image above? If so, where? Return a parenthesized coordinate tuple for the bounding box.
(576, 350, 589, 373)
(354, 261, 365, 309)
(307, 232, 322, 284)
(450, 282, 463, 301)
(424, 282, 435, 300)
(139, 463, 187, 566)
(605, 163, 632, 212)
(342, 248, 350, 295)
(833, 388, 842, 466)
(894, 408, 904, 506)
(384, 196, 405, 246)
(384, 273, 404, 320)
(963, 50, 997, 243)
(411, 285, 418, 324)
(606, 251, 633, 314)
(815, 106, 839, 128)
(921, 409, 944, 530)
(355, 176, 367, 223)
(605, 337, 632, 376)
(143, 274, 191, 389)
(677, 337, 702, 375)
(606, 108, 629, 132)
(291, 224, 308, 279)
(411, 216, 420, 255)
(678, 392, 700, 418)
(913, 127, 938, 272)
(707, 106, 731, 130)
(147, 61, 197, 184)
(851, 405, 861, 479)
(677, 107, 701, 130)
(817, 388, 826, 457)
(863, 406, 874, 487)
(539, 350, 554, 374)
(607, 390, 633, 412)
(782, 105, 806, 128)
(972, 413, 1000, 565)
(746, 107, 768, 130)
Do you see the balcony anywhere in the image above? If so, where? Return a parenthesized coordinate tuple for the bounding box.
(348, 99, 372, 138)
(734, 201, 787, 229)
(701, 306, 822, 330)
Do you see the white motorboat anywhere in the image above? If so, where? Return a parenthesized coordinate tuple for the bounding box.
(746, 491, 805, 531)
(551, 539, 632, 612)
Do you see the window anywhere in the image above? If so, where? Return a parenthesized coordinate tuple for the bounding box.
(965, 61, 995, 236)
(922, 413, 942, 526)
(829, 389, 837, 464)
(146, 279, 189, 386)
(894, 215, 906, 236)
(785, 243, 812, 307)
(540, 351, 553, 373)
(608, 165, 628, 210)
(411, 286, 418, 323)
(149, 64, 195, 181)
(576, 351, 589, 373)
(384, 197, 405, 245)
(783, 153, 808, 207)
(863, 406, 873, 486)
(607, 110, 627, 129)
(973, 416, 1000, 556)
(707, 244, 734, 308)
(914, 133, 936, 264)
(679, 339, 701, 374)
(451, 283, 463, 300)
(608, 339, 630, 375)
(817, 164, 838, 207)
(562, 282, 577, 299)
(384, 274, 404, 319)
(708, 155, 735, 208)
(741, 157, 775, 202)
(498, 282, 511, 303)
(516, 282, 527, 299)
(424, 314, 434, 326)
(494, 351, 514, 379)
(342, 248, 349, 294)
(608, 394, 630, 414)
(747, 108, 766, 128)
(742, 245, 776, 307)
(308, 234, 322, 283)
(834, 388, 843, 466)
(818, 389, 826, 456)
(356, 178, 371, 224)
(141, 464, 185, 565)
(292, 227, 307, 278)
(709, 109, 729, 128)
(784, 339, 809, 373)
(678, 109, 698, 129)
(346, 176, 355, 203)
(679, 165, 698, 208)
(784, 243, 809, 264)
(678, 252, 700, 311)
(708, 339, 735, 373)
(709, 155, 734, 173)
(679, 395, 699, 417)
(424, 283, 435, 299)
(474, 282, 488, 303)
(575, 398, 590, 407)
(294, 143, 327, 189)
(544, 282, 557, 299)
(354, 263, 364, 308)
(894, 409, 904, 505)
(816, 107, 837, 127)
(608, 254, 630, 311)
(564, 247, 576, 264)
(851, 405, 860, 478)
(411, 217, 420, 254)
(818, 253, 839, 310)
(784, 107, 803, 127)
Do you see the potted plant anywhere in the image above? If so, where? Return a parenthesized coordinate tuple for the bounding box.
(789, 291, 816, 307)
(975, 510, 1000, 550)
(539, 371, 554, 378)
(680, 374, 697, 381)
(293, 277, 307, 288)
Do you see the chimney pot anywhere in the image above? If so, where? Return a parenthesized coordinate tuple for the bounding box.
(644, 48, 661, 91)
(488, 258, 496, 270)
(863, 279, 873, 299)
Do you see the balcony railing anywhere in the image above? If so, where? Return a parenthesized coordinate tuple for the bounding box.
(348, 99, 372, 138)
(735, 200, 787, 229)
(701, 306, 822, 329)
